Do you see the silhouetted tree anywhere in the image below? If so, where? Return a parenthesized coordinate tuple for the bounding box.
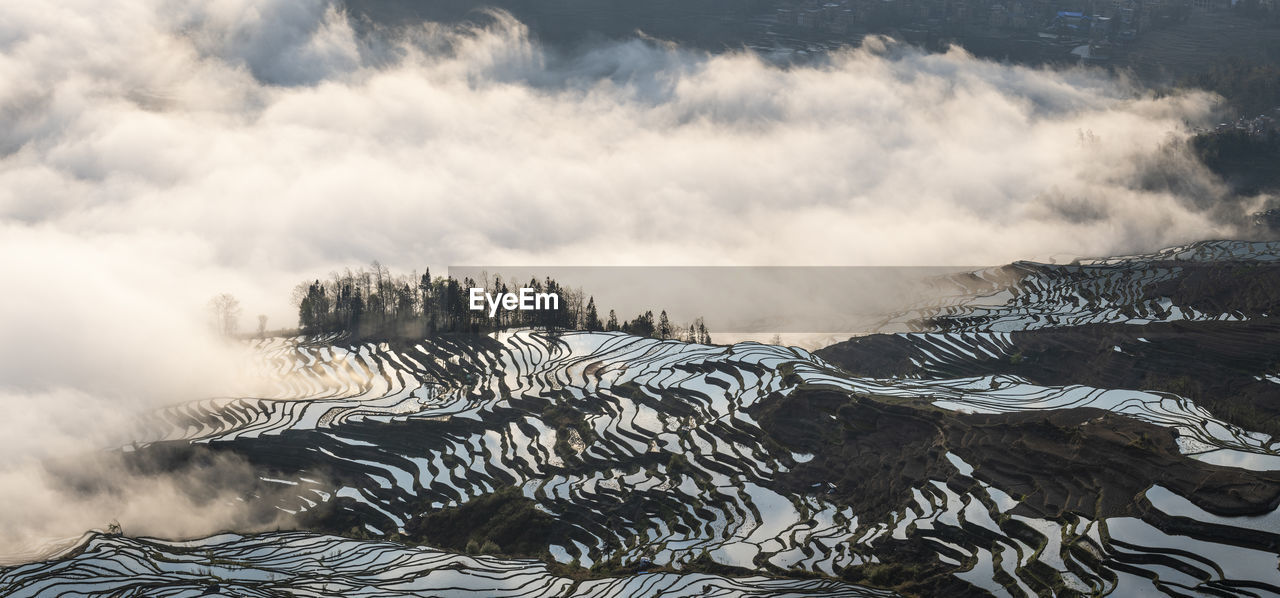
(628, 311, 655, 338)
(585, 297, 603, 331)
(208, 293, 242, 337)
(299, 281, 329, 334)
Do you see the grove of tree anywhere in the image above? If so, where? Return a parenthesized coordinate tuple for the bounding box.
(291, 263, 712, 344)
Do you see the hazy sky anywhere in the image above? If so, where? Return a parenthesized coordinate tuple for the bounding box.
(0, 0, 1265, 553)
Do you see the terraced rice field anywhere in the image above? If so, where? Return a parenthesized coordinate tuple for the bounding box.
(0, 532, 887, 597)
(5, 240, 1280, 597)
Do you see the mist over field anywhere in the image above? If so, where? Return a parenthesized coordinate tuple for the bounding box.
(0, 0, 1268, 556)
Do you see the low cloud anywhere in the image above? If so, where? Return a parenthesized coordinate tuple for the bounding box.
(0, 443, 291, 563)
(1, 1, 1250, 281)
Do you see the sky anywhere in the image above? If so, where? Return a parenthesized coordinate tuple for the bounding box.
(0, 0, 1267, 555)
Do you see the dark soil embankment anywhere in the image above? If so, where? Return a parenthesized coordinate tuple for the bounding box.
(752, 388, 1280, 521)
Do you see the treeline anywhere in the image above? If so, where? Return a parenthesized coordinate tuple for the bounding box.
(293, 262, 711, 343)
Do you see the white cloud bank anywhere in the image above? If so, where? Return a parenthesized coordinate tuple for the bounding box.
(0, 0, 1263, 556)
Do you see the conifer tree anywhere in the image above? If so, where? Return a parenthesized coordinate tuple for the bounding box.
(586, 297, 603, 331)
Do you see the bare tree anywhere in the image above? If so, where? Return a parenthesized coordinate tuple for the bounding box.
(562, 286, 585, 329)
(257, 314, 268, 337)
(290, 281, 312, 309)
(208, 293, 242, 337)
